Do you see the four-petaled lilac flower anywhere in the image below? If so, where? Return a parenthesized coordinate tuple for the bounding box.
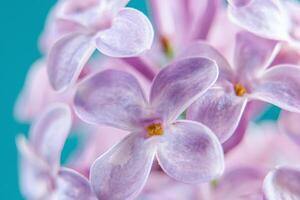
(74, 57, 224, 200)
(227, 0, 300, 47)
(47, 0, 154, 91)
(187, 31, 300, 143)
(263, 166, 300, 200)
(17, 104, 96, 200)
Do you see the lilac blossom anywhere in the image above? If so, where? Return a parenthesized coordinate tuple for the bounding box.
(47, 0, 154, 91)
(74, 57, 224, 200)
(17, 104, 96, 200)
(187, 31, 300, 143)
(227, 0, 300, 47)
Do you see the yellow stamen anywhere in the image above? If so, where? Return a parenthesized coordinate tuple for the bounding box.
(160, 36, 174, 59)
(146, 123, 164, 137)
(234, 83, 247, 97)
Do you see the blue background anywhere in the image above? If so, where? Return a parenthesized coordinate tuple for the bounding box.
(0, 0, 279, 199)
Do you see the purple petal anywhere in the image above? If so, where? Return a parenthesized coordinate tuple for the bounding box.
(150, 57, 219, 122)
(47, 33, 95, 91)
(54, 168, 96, 200)
(177, 41, 234, 82)
(279, 111, 300, 145)
(90, 133, 156, 200)
(157, 120, 224, 183)
(228, 0, 290, 41)
(234, 31, 280, 77)
(96, 8, 154, 57)
(187, 87, 247, 143)
(30, 103, 72, 168)
(263, 166, 300, 200)
(74, 70, 148, 131)
(251, 65, 300, 112)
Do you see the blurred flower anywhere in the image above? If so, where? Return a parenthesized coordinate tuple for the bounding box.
(279, 111, 300, 145)
(227, 0, 300, 47)
(74, 57, 224, 199)
(202, 122, 300, 200)
(16, 104, 96, 200)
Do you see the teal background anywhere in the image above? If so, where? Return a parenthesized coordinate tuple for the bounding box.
(0, 1, 147, 199)
(0, 0, 279, 199)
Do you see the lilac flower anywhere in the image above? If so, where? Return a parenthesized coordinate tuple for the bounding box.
(187, 31, 300, 143)
(263, 166, 300, 200)
(74, 57, 224, 200)
(227, 0, 300, 46)
(47, 0, 154, 91)
(17, 104, 96, 200)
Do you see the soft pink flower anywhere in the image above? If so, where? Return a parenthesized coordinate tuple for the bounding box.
(17, 104, 96, 200)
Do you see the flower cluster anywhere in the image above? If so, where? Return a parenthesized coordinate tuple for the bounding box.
(15, 0, 300, 199)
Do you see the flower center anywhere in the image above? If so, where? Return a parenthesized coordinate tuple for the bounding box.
(146, 123, 164, 137)
(160, 36, 174, 59)
(234, 83, 247, 97)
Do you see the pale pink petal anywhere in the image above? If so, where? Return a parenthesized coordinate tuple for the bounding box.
(187, 87, 247, 143)
(139, 172, 198, 200)
(30, 104, 72, 168)
(74, 70, 148, 131)
(14, 60, 52, 122)
(228, 0, 290, 41)
(157, 120, 224, 183)
(54, 168, 96, 200)
(149, 0, 191, 46)
(279, 111, 300, 145)
(47, 33, 95, 91)
(189, 0, 220, 40)
(234, 31, 280, 77)
(16, 135, 51, 200)
(263, 166, 300, 200)
(90, 133, 156, 200)
(96, 8, 154, 57)
(251, 65, 300, 113)
(213, 167, 264, 200)
(150, 57, 219, 122)
(56, 0, 103, 28)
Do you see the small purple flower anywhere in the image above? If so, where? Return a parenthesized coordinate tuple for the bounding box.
(47, 0, 154, 91)
(227, 0, 300, 47)
(187, 31, 300, 143)
(263, 166, 300, 200)
(17, 104, 96, 200)
(74, 57, 224, 200)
